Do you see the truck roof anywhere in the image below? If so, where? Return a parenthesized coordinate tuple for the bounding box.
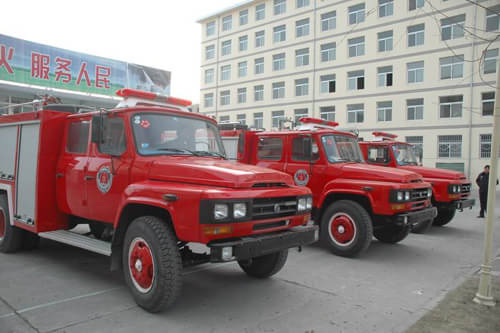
(360, 140, 411, 146)
(254, 128, 358, 138)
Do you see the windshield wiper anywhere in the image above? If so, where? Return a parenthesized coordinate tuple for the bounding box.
(193, 151, 227, 159)
(155, 148, 198, 155)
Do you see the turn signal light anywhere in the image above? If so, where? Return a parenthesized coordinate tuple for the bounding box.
(391, 204, 405, 210)
(203, 226, 233, 236)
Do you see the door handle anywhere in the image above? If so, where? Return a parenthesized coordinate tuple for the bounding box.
(56, 173, 64, 178)
(84, 176, 95, 181)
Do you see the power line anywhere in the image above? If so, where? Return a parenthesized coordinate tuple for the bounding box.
(463, 0, 500, 16)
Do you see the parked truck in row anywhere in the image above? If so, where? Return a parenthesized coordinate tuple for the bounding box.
(219, 118, 437, 258)
(358, 132, 474, 233)
(0, 90, 317, 313)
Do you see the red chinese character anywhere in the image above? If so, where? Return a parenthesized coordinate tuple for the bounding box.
(76, 62, 91, 86)
(55, 57, 72, 83)
(95, 65, 110, 88)
(31, 52, 50, 80)
(0, 44, 14, 74)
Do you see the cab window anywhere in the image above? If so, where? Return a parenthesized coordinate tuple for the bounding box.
(66, 120, 90, 154)
(292, 136, 318, 161)
(257, 137, 283, 160)
(98, 117, 127, 156)
(367, 146, 389, 164)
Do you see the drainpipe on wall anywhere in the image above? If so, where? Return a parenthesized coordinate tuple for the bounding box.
(311, 0, 318, 118)
(467, 1, 478, 179)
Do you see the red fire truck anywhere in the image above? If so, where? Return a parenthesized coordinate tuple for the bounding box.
(0, 90, 317, 313)
(359, 132, 474, 233)
(219, 118, 437, 257)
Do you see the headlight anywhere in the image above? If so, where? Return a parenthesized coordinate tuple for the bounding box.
(306, 197, 313, 210)
(214, 204, 228, 220)
(397, 191, 404, 201)
(233, 203, 247, 218)
(404, 191, 411, 201)
(427, 188, 432, 198)
(298, 198, 307, 211)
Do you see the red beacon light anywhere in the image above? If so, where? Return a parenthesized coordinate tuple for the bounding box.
(115, 88, 192, 109)
(372, 131, 398, 141)
(297, 117, 339, 131)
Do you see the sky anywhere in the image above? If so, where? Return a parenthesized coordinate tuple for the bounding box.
(1, 0, 239, 104)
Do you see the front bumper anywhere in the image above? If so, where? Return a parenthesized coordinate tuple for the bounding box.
(456, 198, 475, 210)
(209, 225, 318, 262)
(393, 206, 438, 227)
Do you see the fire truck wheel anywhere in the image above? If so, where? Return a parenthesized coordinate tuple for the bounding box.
(238, 249, 288, 278)
(373, 225, 411, 244)
(411, 219, 433, 234)
(0, 194, 24, 253)
(433, 207, 456, 226)
(320, 200, 373, 257)
(122, 216, 182, 313)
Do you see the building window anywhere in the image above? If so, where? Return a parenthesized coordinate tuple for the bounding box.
(484, 49, 498, 74)
(273, 25, 286, 42)
(440, 55, 464, 80)
(439, 95, 463, 118)
(256, 3, 266, 21)
(204, 69, 214, 84)
(205, 45, 215, 60)
(220, 91, 230, 106)
(221, 65, 231, 81)
(406, 136, 423, 162)
(273, 53, 286, 71)
(378, 30, 393, 52)
(348, 36, 365, 57)
(321, 11, 336, 31)
(409, 0, 424, 11)
(294, 108, 309, 124)
(320, 106, 335, 121)
(274, 0, 286, 15)
(240, 9, 248, 26)
(295, 78, 309, 96)
(273, 82, 285, 99)
(377, 101, 392, 122)
(438, 135, 462, 158)
(239, 35, 248, 51)
(321, 42, 336, 62)
(220, 115, 230, 123)
(255, 57, 264, 74)
(486, 5, 500, 31)
(407, 61, 424, 83)
(272, 110, 285, 128)
(296, 48, 309, 66)
(255, 30, 265, 48)
(206, 21, 215, 36)
(221, 40, 231, 56)
(254, 112, 263, 128)
(237, 114, 246, 125)
(349, 3, 365, 25)
(348, 70, 365, 90)
(222, 15, 232, 31)
(204, 93, 214, 107)
(254, 85, 264, 101)
(297, 0, 310, 8)
(379, 0, 393, 17)
(441, 14, 465, 40)
(408, 23, 425, 47)
(347, 104, 364, 123)
(377, 66, 393, 87)
(407, 98, 424, 120)
(482, 92, 495, 116)
(296, 18, 310, 37)
(238, 88, 247, 104)
(238, 61, 247, 78)
(480, 134, 492, 159)
(320, 74, 336, 93)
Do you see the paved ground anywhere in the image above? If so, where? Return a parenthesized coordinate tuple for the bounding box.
(1, 193, 500, 333)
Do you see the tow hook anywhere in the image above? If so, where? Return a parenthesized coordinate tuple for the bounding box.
(297, 246, 302, 253)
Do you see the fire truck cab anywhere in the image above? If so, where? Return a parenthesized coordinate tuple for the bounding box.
(359, 132, 474, 232)
(0, 90, 317, 313)
(220, 118, 437, 257)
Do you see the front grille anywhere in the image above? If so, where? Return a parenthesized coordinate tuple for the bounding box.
(252, 183, 288, 188)
(410, 188, 429, 201)
(461, 183, 471, 193)
(252, 196, 298, 221)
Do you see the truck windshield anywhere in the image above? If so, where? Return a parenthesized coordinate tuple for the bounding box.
(131, 113, 225, 157)
(392, 144, 418, 166)
(321, 135, 364, 163)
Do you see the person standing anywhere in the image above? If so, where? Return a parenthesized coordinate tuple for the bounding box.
(476, 165, 498, 218)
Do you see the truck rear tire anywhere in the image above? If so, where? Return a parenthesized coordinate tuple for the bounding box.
(122, 216, 182, 313)
(0, 195, 24, 253)
(433, 207, 456, 226)
(411, 219, 433, 234)
(238, 250, 288, 278)
(374, 225, 410, 244)
(320, 200, 373, 257)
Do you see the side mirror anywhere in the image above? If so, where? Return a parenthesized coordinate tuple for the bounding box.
(91, 115, 102, 144)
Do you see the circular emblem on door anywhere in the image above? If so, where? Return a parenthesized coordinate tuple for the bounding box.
(97, 166, 113, 194)
(294, 169, 310, 186)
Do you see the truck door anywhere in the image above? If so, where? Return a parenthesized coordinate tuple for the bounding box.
(284, 135, 324, 192)
(85, 116, 131, 223)
(254, 136, 286, 172)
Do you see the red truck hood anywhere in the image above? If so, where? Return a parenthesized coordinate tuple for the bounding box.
(341, 163, 422, 183)
(149, 157, 293, 188)
(399, 165, 466, 180)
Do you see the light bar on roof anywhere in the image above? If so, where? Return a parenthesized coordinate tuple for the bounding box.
(116, 88, 192, 107)
(299, 117, 339, 127)
(372, 131, 398, 139)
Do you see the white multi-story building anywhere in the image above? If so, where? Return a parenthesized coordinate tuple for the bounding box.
(198, 0, 500, 179)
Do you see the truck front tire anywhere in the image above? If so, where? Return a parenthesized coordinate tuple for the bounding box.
(433, 207, 456, 226)
(0, 195, 24, 253)
(374, 225, 410, 244)
(320, 200, 373, 257)
(122, 216, 182, 313)
(238, 249, 288, 278)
